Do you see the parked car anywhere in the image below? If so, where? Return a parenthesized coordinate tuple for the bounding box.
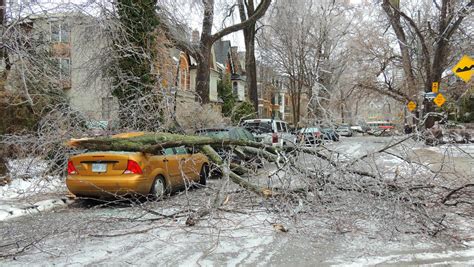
(66, 146, 210, 199)
(336, 125, 353, 137)
(350, 125, 363, 132)
(195, 127, 255, 142)
(242, 119, 294, 146)
(366, 121, 395, 135)
(296, 127, 323, 145)
(321, 127, 339, 141)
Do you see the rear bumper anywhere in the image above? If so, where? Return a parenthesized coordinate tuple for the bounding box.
(66, 174, 151, 198)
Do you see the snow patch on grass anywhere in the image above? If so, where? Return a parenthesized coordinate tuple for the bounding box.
(0, 198, 70, 221)
(1, 158, 65, 200)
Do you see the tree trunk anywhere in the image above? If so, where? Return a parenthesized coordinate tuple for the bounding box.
(340, 104, 345, 123)
(245, 34, 258, 111)
(291, 92, 297, 126)
(239, 0, 259, 112)
(195, 43, 212, 103)
(382, 0, 417, 101)
(0, 145, 7, 177)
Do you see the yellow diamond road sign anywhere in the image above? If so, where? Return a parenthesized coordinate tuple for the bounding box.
(433, 93, 446, 107)
(407, 101, 416, 111)
(452, 55, 473, 82)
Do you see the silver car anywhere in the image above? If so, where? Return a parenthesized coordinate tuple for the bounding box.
(336, 125, 353, 137)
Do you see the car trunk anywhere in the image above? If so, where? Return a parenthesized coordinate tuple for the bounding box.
(70, 152, 137, 176)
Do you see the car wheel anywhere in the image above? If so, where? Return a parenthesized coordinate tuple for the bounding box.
(150, 175, 167, 200)
(199, 164, 209, 186)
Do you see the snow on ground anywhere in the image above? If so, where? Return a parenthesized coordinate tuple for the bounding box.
(0, 198, 70, 221)
(0, 158, 69, 221)
(1, 207, 280, 266)
(424, 143, 474, 158)
(0, 175, 64, 199)
(332, 241, 474, 266)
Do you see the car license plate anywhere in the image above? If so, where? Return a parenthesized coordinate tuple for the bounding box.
(92, 163, 107, 173)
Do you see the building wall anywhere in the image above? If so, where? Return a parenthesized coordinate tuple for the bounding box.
(5, 14, 116, 122)
(64, 15, 115, 121)
(279, 92, 285, 120)
(189, 69, 197, 91)
(232, 80, 245, 102)
(209, 69, 220, 102)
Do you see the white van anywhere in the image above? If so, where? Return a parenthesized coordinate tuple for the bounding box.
(241, 119, 294, 146)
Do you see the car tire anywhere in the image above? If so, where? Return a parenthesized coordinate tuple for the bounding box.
(150, 175, 167, 200)
(199, 164, 209, 186)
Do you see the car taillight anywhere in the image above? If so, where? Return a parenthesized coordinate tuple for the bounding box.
(272, 132, 278, 143)
(67, 160, 77, 175)
(124, 160, 143, 174)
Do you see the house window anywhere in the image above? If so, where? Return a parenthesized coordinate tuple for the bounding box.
(56, 58, 70, 80)
(51, 21, 70, 43)
(180, 68, 188, 90)
(101, 97, 114, 120)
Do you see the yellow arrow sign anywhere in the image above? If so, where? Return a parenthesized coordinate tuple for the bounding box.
(407, 101, 416, 111)
(452, 55, 473, 82)
(432, 82, 439, 93)
(433, 93, 446, 107)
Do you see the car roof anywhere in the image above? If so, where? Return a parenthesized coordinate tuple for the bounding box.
(196, 128, 231, 131)
(196, 127, 252, 133)
(243, 119, 287, 123)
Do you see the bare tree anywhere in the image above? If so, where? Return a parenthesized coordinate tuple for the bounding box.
(259, 0, 354, 125)
(381, 0, 473, 127)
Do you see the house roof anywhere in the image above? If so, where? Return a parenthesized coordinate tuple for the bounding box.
(214, 40, 231, 65)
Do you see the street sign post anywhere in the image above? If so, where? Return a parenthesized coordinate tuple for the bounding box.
(423, 92, 437, 100)
(432, 82, 439, 93)
(407, 101, 416, 111)
(433, 93, 446, 107)
(452, 55, 473, 82)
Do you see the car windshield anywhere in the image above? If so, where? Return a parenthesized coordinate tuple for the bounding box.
(300, 127, 319, 133)
(243, 122, 272, 134)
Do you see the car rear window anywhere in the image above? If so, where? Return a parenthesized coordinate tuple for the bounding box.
(197, 129, 230, 139)
(243, 122, 272, 134)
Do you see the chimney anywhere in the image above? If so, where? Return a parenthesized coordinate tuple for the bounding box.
(191, 30, 200, 43)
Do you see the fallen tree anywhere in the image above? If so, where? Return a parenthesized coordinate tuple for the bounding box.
(66, 132, 473, 237)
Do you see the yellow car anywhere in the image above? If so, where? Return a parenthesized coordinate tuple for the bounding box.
(66, 146, 210, 199)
